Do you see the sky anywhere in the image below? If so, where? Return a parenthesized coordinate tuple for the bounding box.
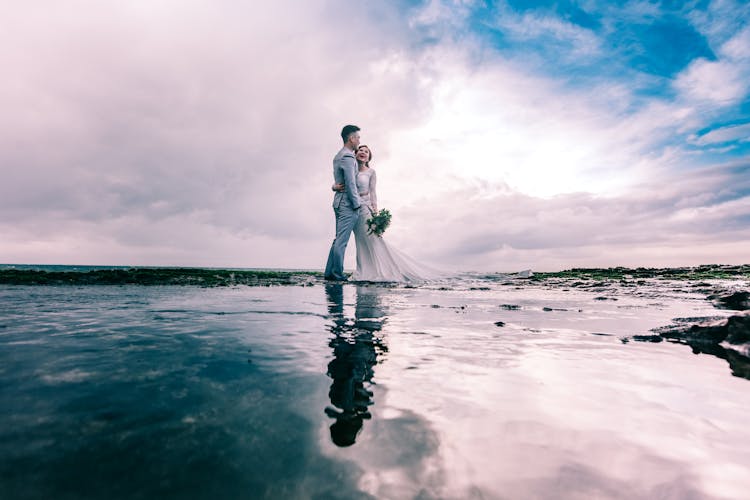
(1, 0, 749, 272)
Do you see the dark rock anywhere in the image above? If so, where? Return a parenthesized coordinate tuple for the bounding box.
(672, 316, 725, 324)
(727, 315, 750, 344)
(726, 350, 750, 379)
(709, 291, 750, 311)
(631, 335, 663, 343)
(499, 304, 520, 310)
(653, 314, 750, 380)
(0, 267, 320, 287)
(531, 265, 750, 282)
(658, 315, 750, 345)
(494, 321, 505, 327)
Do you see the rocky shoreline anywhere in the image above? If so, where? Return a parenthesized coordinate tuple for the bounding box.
(3, 264, 749, 379)
(533, 264, 750, 280)
(0, 268, 320, 287)
(1, 263, 748, 287)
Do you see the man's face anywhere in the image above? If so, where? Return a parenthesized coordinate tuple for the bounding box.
(349, 132, 361, 148)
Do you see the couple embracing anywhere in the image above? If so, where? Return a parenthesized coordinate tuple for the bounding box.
(324, 125, 430, 283)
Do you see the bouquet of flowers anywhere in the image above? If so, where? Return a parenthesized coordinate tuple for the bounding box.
(366, 208, 392, 237)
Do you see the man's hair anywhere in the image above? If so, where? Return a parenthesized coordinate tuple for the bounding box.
(341, 125, 360, 143)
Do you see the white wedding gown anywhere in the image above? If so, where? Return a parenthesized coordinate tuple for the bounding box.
(351, 168, 437, 283)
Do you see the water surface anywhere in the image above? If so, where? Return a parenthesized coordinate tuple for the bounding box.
(1, 279, 748, 499)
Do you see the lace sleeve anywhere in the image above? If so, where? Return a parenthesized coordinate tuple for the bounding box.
(369, 169, 377, 212)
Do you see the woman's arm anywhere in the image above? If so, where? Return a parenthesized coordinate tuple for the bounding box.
(369, 169, 377, 212)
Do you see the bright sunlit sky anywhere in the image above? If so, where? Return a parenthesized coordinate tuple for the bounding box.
(2, 0, 749, 271)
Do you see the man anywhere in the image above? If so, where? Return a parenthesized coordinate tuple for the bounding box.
(324, 125, 363, 281)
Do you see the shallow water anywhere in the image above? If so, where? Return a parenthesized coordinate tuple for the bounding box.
(1, 279, 749, 499)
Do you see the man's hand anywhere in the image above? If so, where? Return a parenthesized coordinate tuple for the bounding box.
(332, 182, 345, 192)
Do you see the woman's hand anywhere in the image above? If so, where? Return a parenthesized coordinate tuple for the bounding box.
(331, 183, 345, 192)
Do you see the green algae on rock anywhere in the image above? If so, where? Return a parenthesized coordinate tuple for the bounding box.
(532, 264, 750, 281)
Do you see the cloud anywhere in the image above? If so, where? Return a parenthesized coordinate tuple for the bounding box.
(673, 25, 750, 106)
(486, 8, 602, 59)
(392, 159, 750, 271)
(674, 58, 747, 105)
(1, 0, 748, 270)
(687, 0, 750, 48)
(0, 0, 436, 266)
(721, 25, 750, 59)
(374, 43, 705, 207)
(690, 122, 750, 146)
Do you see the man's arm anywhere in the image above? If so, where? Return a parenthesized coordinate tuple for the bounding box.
(341, 154, 361, 209)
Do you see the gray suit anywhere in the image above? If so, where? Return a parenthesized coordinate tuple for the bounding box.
(324, 147, 362, 280)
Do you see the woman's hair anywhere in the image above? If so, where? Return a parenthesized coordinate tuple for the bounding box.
(357, 145, 372, 166)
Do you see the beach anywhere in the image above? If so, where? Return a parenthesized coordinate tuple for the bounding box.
(1, 265, 749, 499)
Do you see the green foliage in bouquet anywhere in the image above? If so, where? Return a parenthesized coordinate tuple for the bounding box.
(366, 208, 392, 237)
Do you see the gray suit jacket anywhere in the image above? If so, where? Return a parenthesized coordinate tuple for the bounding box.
(332, 147, 362, 210)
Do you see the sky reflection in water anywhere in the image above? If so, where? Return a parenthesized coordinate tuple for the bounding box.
(1, 280, 749, 499)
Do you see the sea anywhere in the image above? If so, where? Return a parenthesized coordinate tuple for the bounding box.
(1, 265, 749, 499)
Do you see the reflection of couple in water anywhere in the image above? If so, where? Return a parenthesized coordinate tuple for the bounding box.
(324, 284, 388, 447)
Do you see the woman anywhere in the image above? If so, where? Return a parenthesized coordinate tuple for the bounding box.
(333, 145, 436, 282)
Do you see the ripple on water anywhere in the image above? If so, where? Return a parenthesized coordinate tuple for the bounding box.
(0, 281, 749, 499)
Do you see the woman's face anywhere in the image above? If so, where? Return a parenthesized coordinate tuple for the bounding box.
(356, 146, 371, 163)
